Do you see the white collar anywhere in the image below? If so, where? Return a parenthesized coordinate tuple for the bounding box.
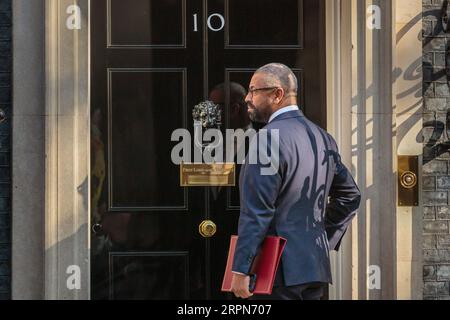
(268, 105, 300, 123)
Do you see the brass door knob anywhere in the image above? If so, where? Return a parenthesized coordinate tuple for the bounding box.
(199, 220, 217, 238)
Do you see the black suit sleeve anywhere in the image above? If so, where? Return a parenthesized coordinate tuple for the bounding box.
(325, 150, 361, 251)
(232, 130, 285, 274)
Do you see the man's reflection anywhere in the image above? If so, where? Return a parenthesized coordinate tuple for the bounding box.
(209, 82, 251, 131)
(209, 82, 266, 132)
(208, 82, 265, 200)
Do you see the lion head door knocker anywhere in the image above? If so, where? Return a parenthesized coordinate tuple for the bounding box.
(192, 100, 222, 157)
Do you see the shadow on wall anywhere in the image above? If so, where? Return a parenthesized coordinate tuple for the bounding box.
(349, 5, 423, 299)
(44, 223, 89, 299)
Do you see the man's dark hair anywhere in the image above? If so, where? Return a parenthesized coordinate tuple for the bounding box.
(256, 63, 298, 96)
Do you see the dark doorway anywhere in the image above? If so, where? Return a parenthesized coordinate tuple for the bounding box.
(90, 0, 326, 300)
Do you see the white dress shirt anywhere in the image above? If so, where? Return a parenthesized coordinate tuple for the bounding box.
(268, 105, 300, 123)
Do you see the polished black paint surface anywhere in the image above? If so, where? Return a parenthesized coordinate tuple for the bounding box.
(91, 0, 325, 300)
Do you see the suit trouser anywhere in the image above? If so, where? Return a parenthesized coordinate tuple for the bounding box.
(249, 282, 327, 300)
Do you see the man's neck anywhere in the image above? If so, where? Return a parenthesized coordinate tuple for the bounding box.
(268, 104, 299, 123)
(271, 100, 298, 114)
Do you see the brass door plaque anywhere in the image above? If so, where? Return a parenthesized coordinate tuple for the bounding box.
(398, 155, 419, 207)
(180, 163, 236, 187)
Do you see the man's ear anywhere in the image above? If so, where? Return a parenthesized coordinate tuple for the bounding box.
(275, 88, 285, 104)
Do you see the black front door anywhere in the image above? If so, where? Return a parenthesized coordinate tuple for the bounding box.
(91, 0, 326, 300)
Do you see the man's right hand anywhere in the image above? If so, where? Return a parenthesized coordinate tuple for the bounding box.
(231, 273, 254, 299)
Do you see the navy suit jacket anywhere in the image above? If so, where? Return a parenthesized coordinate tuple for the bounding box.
(232, 109, 361, 286)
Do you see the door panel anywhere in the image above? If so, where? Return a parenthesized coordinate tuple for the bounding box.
(108, 0, 186, 47)
(226, 0, 303, 48)
(91, 0, 206, 300)
(109, 252, 190, 299)
(91, 0, 326, 300)
(109, 69, 188, 209)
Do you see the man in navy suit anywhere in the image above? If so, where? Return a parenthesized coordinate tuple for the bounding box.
(230, 63, 361, 300)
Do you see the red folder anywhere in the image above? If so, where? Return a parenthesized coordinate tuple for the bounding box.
(221, 235, 287, 295)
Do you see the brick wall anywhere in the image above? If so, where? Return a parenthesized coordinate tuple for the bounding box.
(0, 0, 11, 300)
(423, 0, 450, 300)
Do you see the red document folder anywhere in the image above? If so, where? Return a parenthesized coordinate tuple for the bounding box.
(221, 235, 287, 295)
